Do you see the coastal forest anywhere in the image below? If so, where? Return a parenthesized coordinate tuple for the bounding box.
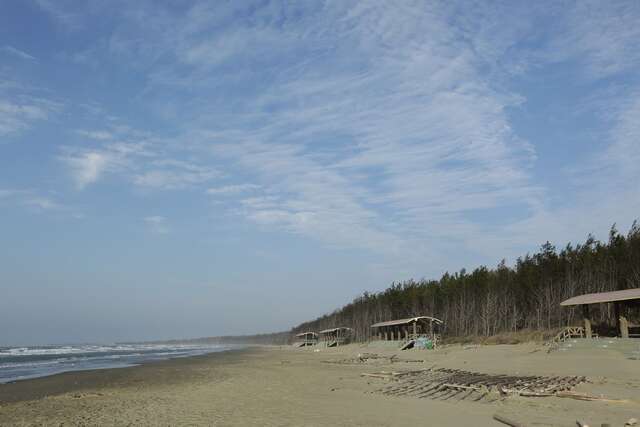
(292, 222, 640, 342)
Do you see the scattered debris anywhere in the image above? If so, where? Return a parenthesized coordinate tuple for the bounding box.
(323, 353, 424, 365)
(371, 367, 589, 403)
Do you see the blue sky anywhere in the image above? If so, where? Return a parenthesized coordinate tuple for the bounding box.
(1, 1, 639, 345)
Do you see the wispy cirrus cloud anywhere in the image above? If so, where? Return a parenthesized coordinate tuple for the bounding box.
(133, 161, 218, 190)
(206, 184, 260, 196)
(543, 0, 640, 79)
(35, 1, 540, 271)
(62, 122, 218, 191)
(0, 72, 61, 138)
(75, 129, 114, 141)
(0, 188, 69, 214)
(145, 2, 536, 268)
(38, 0, 640, 275)
(1, 46, 37, 61)
(0, 97, 60, 137)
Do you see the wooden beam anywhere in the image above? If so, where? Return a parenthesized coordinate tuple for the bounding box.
(620, 316, 629, 339)
(582, 305, 592, 339)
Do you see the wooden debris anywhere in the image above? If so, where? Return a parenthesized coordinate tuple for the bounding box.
(360, 373, 394, 379)
(324, 353, 424, 365)
(555, 391, 630, 404)
(374, 367, 589, 403)
(493, 413, 527, 427)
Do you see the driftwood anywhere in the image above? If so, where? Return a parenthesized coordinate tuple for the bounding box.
(361, 373, 395, 379)
(361, 369, 430, 379)
(374, 368, 589, 403)
(555, 391, 630, 404)
(442, 383, 484, 391)
(493, 413, 526, 427)
(326, 353, 424, 365)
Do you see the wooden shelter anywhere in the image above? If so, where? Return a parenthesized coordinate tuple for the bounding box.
(294, 331, 318, 347)
(371, 316, 443, 343)
(318, 327, 352, 347)
(560, 288, 640, 338)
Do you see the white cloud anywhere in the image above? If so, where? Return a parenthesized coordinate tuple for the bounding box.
(24, 196, 61, 211)
(165, 2, 539, 269)
(62, 122, 219, 191)
(0, 98, 59, 137)
(133, 160, 218, 190)
(0, 188, 71, 214)
(543, 1, 640, 79)
(1, 46, 36, 61)
(39, 1, 640, 277)
(206, 184, 260, 195)
(76, 129, 114, 140)
(61, 150, 113, 190)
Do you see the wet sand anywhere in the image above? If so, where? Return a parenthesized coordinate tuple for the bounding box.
(0, 343, 638, 426)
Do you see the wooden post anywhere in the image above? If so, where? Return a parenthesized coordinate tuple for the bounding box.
(582, 305, 592, 339)
(412, 321, 417, 338)
(620, 316, 629, 339)
(384, 328, 388, 341)
(614, 301, 621, 336)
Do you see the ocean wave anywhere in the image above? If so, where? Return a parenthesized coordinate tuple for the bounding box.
(0, 343, 234, 383)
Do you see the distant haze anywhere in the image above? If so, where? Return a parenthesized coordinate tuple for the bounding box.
(1, 1, 639, 345)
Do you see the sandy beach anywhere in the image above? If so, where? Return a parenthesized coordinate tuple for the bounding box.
(0, 343, 638, 426)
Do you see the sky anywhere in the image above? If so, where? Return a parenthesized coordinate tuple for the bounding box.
(1, 0, 639, 345)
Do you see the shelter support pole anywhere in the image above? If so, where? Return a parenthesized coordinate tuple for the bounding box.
(413, 322, 417, 338)
(582, 304, 592, 339)
(615, 302, 629, 338)
(620, 315, 629, 338)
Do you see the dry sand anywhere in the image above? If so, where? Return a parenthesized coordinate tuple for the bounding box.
(0, 343, 638, 426)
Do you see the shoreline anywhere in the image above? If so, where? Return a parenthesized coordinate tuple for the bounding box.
(0, 347, 255, 404)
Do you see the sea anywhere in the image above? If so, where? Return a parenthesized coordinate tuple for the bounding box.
(0, 343, 235, 383)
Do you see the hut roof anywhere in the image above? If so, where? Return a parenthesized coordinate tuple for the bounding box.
(295, 331, 318, 338)
(560, 288, 640, 306)
(371, 316, 443, 328)
(318, 327, 352, 334)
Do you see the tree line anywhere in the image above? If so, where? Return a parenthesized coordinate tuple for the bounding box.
(292, 222, 640, 341)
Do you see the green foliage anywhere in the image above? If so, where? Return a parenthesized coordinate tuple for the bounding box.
(292, 222, 640, 341)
